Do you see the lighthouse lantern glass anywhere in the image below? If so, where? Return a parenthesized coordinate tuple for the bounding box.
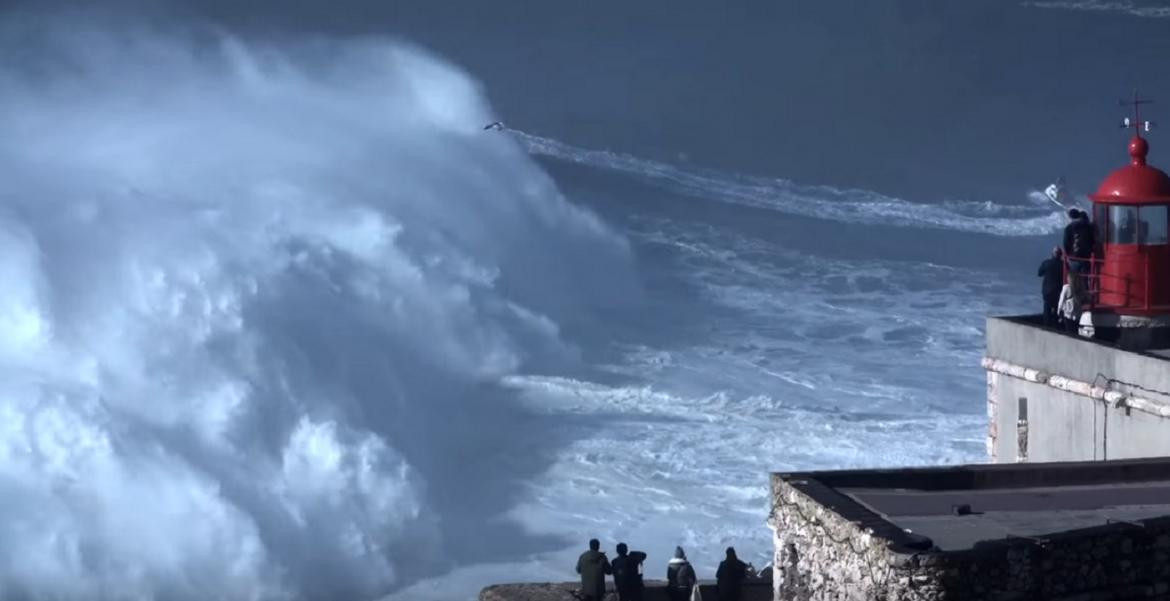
(1109, 205, 1139, 245)
(1140, 205, 1168, 245)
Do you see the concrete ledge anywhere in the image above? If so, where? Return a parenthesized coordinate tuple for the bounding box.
(780, 456, 1170, 491)
(982, 356, 1170, 418)
(479, 581, 772, 601)
(986, 316, 1170, 404)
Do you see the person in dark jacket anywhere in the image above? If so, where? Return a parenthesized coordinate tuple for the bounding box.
(716, 547, 748, 601)
(610, 543, 647, 601)
(576, 539, 611, 601)
(1063, 208, 1095, 282)
(1037, 246, 1064, 326)
(666, 546, 697, 601)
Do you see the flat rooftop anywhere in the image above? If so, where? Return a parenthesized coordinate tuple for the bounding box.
(997, 314, 1170, 360)
(844, 482, 1170, 550)
(775, 457, 1170, 553)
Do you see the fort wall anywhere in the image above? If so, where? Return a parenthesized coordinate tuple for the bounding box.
(770, 467, 1170, 600)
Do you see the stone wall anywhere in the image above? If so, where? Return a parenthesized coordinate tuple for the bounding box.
(907, 521, 1170, 600)
(770, 476, 921, 600)
(771, 474, 1170, 600)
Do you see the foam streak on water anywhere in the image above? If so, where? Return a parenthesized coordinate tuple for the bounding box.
(514, 131, 1065, 236)
(1021, 0, 1170, 18)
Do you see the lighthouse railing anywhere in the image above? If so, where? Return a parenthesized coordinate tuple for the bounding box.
(1061, 252, 1100, 305)
(1063, 252, 1158, 310)
(1145, 254, 1151, 311)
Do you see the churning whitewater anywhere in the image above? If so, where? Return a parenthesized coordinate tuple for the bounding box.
(0, 23, 635, 600)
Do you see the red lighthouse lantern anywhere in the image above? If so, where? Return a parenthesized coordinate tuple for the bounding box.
(1083, 94, 1170, 348)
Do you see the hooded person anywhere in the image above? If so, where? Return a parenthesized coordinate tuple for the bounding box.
(666, 546, 697, 601)
(716, 547, 748, 601)
(1063, 209, 1095, 269)
(576, 539, 611, 601)
(610, 542, 647, 601)
(1037, 246, 1064, 326)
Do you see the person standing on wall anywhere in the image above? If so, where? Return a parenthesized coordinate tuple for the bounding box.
(1063, 208, 1095, 294)
(610, 542, 647, 601)
(1058, 279, 1083, 333)
(576, 538, 611, 601)
(716, 547, 747, 601)
(666, 546, 698, 601)
(1037, 246, 1064, 327)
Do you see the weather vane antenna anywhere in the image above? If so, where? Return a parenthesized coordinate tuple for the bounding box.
(1120, 89, 1156, 136)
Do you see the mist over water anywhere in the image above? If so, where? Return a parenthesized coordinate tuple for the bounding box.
(0, 15, 635, 600)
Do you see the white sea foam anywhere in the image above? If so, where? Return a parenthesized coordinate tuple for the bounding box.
(629, 216, 1024, 393)
(485, 371, 984, 589)
(379, 191, 1030, 599)
(402, 211, 1022, 601)
(1022, 0, 1170, 18)
(514, 131, 1065, 236)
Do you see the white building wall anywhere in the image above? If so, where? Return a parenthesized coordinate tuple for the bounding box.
(985, 317, 1170, 463)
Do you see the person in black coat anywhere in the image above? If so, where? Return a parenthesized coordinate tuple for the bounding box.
(1063, 209, 1095, 267)
(576, 539, 611, 601)
(666, 546, 697, 601)
(716, 547, 748, 601)
(1037, 246, 1064, 326)
(610, 542, 647, 601)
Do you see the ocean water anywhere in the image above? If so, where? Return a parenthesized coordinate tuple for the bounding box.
(0, 2, 1168, 600)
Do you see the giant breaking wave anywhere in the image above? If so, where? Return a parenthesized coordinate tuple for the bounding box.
(0, 16, 633, 600)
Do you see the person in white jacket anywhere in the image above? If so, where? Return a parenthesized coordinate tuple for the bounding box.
(1058, 282, 1082, 332)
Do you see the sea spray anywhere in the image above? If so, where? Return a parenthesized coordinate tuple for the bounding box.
(0, 15, 633, 600)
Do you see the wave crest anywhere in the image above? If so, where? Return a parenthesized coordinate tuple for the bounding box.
(0, 16, 632, 600)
